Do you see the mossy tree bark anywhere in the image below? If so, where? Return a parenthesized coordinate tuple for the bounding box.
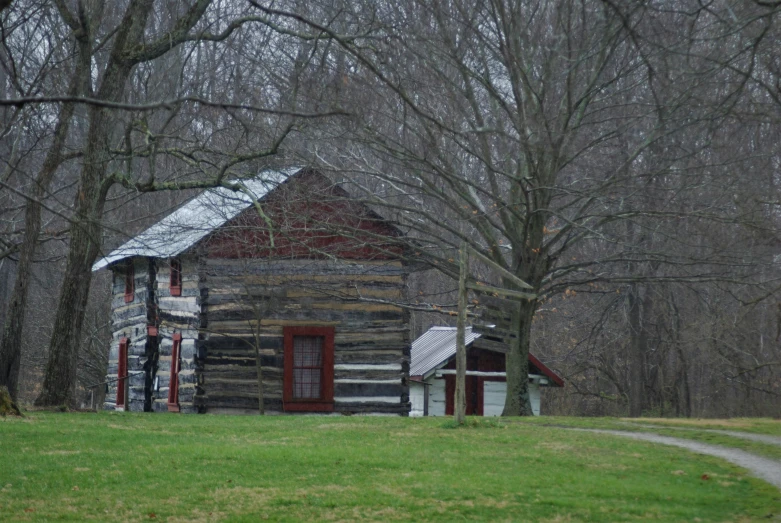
(0, 385, 22, 416)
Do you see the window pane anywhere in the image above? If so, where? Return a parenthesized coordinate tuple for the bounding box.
(293, 368, 322, 399)
(293, 336, 323, 367)
(292, 335, 324, 399)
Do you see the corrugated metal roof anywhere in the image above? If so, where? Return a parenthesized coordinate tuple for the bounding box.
(410, 326, 565, 386)
(92, 167, 300, 271)
(410, 326, 480, 378)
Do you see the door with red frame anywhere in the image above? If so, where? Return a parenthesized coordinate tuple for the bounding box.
(444, 353, 483, 415)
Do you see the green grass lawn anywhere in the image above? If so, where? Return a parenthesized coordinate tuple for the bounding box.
(1, 413, 779, 522)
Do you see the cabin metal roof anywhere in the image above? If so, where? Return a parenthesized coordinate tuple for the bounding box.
(410, 326, 564, 386)
(92, 167, 300, 271)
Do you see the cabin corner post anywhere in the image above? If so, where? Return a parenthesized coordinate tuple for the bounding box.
(149, 255, 200, 413)
(142, 257, 160, 412)
(128, 259, 153, 411)
(400, 344, 411, 417)
(194, 256, 208, 413)
(103, 258, 152, 412)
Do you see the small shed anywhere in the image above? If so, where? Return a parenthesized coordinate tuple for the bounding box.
(93, 167, 410, 415)
(409, 326, 563, 416)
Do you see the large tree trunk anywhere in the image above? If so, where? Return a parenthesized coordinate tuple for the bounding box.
(34, 113, 126, 406)
(0, 210, 42, 402)
(34, 3, 153, 407)
(627, 283, 651, 417)
(33, 223, 101, 406)
(501, 193, 550, 416)
(502, 298, 536, 416)
(0, 54, 86, 401)
(669, 293, 691, 418)
(33, 0, 215, 407)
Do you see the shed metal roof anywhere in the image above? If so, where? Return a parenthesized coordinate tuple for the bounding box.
(92, 167, 299, 271)
(410, 326, 481, 378)
(410, 326, 564, 386)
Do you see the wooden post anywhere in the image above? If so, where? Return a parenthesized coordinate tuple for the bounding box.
(254, 326, 265, 415)
(455, 242, 468, 425)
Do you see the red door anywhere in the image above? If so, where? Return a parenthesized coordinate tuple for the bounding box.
(444, 354, 482, 415)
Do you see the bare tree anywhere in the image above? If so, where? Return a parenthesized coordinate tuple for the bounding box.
(0, 1, 83, 400)
(4, 0, 781, 415)
(3, 0, 331, 407)
(254, 0, 781, 416)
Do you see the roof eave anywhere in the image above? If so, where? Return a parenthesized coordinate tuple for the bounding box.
(528, 353, 565, 387)
(90, 167, 300, 272)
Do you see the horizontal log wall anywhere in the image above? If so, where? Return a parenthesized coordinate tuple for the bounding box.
(199, 258, 410, 415)
(104, 257, 149, 412)
(154, 256, 200, 413)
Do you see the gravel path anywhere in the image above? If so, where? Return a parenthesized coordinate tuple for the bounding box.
(572, 429, 781, 490)
(619, 423, 781, 447)
(709, 430, 781, 446)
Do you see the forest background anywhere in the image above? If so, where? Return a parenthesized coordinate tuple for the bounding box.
(0, 0, 778, 417)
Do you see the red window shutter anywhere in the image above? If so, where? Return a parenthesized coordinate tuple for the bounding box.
(117, 338, 129, 409)
(124, 261, 134, 303)
(283, 326, 334, 412)
(167, 333, 181, 412)
(170, 259, 181, 297)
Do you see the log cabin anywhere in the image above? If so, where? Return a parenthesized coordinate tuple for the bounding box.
(409, 326, 564, 416)
(93, 167, 410, 415)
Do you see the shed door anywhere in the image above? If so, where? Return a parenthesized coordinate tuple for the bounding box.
(444, 353, 482, 416)
(444, 374, 481, 415)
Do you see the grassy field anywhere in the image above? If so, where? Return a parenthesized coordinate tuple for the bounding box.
(1, 413, 779, 522)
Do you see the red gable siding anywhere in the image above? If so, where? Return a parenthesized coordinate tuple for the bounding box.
(204, 170, 403, 260)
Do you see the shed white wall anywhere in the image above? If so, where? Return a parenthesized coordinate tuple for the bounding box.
(411, 377, 541, 416)
(482, 381, 541, 416)
(409, 381, 424, 417)
(483, 381, 505, 416)
(530, 383, 541, 416)
(429, 377, 446, 416)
